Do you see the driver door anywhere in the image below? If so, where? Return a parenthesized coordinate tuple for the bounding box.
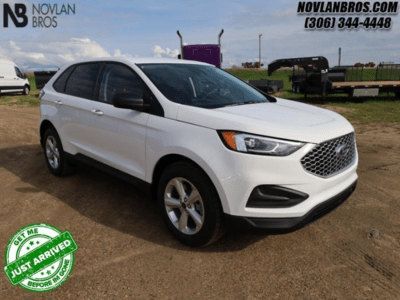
(87, 63, 150, 180)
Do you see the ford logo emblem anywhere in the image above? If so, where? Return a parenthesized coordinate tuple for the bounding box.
(335, 144, 349, 157)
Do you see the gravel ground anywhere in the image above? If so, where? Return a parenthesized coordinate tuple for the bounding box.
(0, 105, 399, 299)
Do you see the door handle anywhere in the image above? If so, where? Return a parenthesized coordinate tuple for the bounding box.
(55, 101, 63, 105)
(91, 109, 104, 116)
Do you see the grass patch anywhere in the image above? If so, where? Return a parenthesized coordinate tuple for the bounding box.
(228, 69, 293, 88)
(326, 100, 400, 124)
(344, 68, 400, 81)
(0, 75, 40, 107)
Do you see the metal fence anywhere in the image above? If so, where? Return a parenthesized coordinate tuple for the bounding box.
(338, 64, 400, 82)
(376, 64, 400, 81)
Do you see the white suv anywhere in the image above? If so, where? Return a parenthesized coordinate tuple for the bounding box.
(39, 57, 358, 247)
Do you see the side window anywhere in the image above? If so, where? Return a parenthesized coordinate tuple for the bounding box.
(99, 63, 144, 104)
(15, 67, 23, 78)
(65, 63, 100, 100)
(53, 66, 75, 93)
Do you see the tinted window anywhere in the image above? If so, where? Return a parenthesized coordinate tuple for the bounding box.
(138, 64, 268, 109)
(65, 63, 100, 100)
(53, 66, 75, 93)
(99, 63, 144, 103)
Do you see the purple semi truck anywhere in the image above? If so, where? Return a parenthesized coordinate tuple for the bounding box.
(177, 30, 224, 68)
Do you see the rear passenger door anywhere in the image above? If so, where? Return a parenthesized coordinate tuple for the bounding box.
(53, 63, 102, 157)
(87, 63, 150, 180)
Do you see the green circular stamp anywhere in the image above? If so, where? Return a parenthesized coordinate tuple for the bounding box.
(3, 224, 78, 293)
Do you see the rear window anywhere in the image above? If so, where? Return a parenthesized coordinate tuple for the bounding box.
(64, 63, 100, 100)
(53, 66, 75, 93)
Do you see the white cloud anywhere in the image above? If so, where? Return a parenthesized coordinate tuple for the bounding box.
(28, 53, 45, 60)
(9, 41, 21, 51)
(113, 48, 131, 58)
(151, 45, 165, 57)
(58, 53, 75, 62)
(0, 38, 132, 70)
(151, 45, 179, 58)
(66, 38, 111, 58)
(70, 38, 91, 43)
(165, 47, 179, 57)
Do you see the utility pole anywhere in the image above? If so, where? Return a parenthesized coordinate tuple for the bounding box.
(259, 34, 262, 68)
(338, 47, 341, 66)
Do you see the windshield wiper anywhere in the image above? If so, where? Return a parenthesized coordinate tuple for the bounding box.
(220, 103, 242, 107)
(220, 101, 262, 107)
(241, 101, 262, 105)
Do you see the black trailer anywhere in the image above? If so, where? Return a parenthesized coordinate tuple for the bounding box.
(247, 79, 284, 94)
(34, 70, 58, 89)
(268, 56, 400, 102)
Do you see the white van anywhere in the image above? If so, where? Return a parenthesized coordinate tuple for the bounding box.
(0, 59, 30, 95)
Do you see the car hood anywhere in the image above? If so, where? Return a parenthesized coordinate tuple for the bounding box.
(176, 98, 354, 144)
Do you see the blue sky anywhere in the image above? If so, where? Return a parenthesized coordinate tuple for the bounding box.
(0, 0, 399, 70)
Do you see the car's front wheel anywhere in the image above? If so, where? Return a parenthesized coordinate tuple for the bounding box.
(23, 85, 30, 95)
(157, 161, 225, 247)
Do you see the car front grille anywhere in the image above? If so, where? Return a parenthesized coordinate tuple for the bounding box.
(301, 132, 356, 178)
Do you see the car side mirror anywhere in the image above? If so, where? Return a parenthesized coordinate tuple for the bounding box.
(23, 73, 27, 79)
(112, 93, 150, 112)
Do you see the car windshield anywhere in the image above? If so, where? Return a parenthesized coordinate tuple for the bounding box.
(137, 63, 270, 109)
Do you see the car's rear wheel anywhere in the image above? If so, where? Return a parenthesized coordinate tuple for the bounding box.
(43, 127, 71, 176)
(157, 161, 225, 247)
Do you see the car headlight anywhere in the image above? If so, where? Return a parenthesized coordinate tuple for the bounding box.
(218, 131, 305, 156)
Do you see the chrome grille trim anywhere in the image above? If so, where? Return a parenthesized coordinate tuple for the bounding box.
(301, 133, 356, 178)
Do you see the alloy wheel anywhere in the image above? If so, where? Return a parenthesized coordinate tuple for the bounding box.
(164, 177, 205, 235)
(45, 136, 60, 169)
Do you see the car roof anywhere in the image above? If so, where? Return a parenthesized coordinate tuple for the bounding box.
(62, 57, 213, 67)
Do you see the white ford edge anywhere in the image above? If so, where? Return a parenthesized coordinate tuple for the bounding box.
(39, 57, 358, 247)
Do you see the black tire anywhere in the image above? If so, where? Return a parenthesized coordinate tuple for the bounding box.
(43, 127, 71, 177)
(157, 161, 225, 247)
(23, 85, 30, 95)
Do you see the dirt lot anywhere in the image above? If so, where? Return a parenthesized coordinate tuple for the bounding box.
(0, 105, 399, 299)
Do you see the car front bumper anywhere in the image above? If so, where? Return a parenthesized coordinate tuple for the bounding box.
(225, 179, 357, 232)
